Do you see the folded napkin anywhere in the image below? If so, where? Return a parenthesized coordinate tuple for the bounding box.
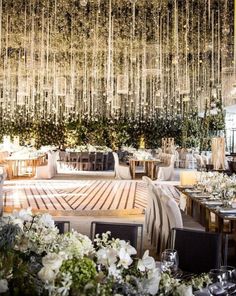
(219, 208, 236, 214)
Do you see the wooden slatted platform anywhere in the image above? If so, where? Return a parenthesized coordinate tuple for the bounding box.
(3, 180, 147, 216)
(3, 179, 180, 216)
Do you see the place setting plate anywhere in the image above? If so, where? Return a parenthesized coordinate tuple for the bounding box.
(185, 189, 202, 194)
(192, 194, 212, 199)
(219, 208, 236, 214)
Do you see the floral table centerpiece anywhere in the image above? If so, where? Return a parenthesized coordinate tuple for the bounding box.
(197, 172, 236, 207)
(0, 209, 210, 296)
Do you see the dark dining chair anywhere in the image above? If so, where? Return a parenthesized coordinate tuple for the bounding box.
(94, 152, 104, 171)
(107, 152, 114, 170)
(58, 151, 68, 169)
(79, 152, 90, 171)
(89, 152, 96, 171)
(170, 228, 227, 274)
(68, 152, 79, 170)
(54, 221, 71, 234)
(90, 221, 143, 254)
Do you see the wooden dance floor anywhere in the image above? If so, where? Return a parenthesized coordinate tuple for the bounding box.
(3, 179, 180, 216)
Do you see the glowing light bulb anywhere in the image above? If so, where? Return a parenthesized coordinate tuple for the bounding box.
(80, 0, 87, 6)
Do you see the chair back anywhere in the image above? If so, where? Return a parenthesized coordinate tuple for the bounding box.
(80, 152, 89, 161)
(69, 152, 79, 162)
(54, 221, 70, 234)
(89, 152, 96, 162)
(53, 151, 59, 174)
(47, 151, 54, 165)
(143, 177, 160, 244)
(112, 152, 120, 177)
(194, 154, 203, 170)
(169, 154, 175, 167)
(95, 152, 104, 162)
(46, 151, 56, 177)
(107, 152, 114, 170)
(171, 228, 223, 273)
(90, 221, 143, 254)
(143, 177, 169, 253)
(160, 188, 183, 230)
(157, 154, 176, 181)
(95, 152, 104, 170)
(201, 154, 208, 166)
(174, 150, 179, 168)
(112, 151, 119, 167)
(59, 151, 68, 162)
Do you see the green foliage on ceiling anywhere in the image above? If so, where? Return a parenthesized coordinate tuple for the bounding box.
(0, 112, 225, 149)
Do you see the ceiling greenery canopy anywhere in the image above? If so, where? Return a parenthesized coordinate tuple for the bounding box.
(0, 0, 233, 122)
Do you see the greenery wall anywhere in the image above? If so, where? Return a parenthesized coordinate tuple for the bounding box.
(0, 112, 224, 149)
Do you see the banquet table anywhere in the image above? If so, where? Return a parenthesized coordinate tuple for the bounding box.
(5, 154, 46, 179)
(129, 158, 161, 180)
(177, 186, 236, 234)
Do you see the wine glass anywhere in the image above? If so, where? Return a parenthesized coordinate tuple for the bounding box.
(220, 266, 236, 292)
(209, 269, 227, 296)
(209, 269, 226, 283)
(161, 249, 179, 273)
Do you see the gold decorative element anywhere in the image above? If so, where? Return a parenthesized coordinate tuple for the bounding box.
(139, 135, 145, 149)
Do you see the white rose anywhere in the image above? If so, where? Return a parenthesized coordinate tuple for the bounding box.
(38, 267, 57, 282)
(42, 253, 63, 270)
(0, 279, 8, 293)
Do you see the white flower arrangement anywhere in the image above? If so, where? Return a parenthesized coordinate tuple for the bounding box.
(0, 210, 211, 296)
(133, 150, 153, 160)
(197, 172, 236, 203)
(55, 230, 94, 259)
(1, 209, 59, 255)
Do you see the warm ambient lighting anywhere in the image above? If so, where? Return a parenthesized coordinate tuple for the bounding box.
(139, 136, 145, 149)
(180, 171, 198, 186)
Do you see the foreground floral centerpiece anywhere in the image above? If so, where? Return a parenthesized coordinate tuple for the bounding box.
(0, 209, 210, 295)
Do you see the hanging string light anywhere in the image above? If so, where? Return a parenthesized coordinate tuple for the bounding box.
(80, 0, 88, 7)
(0, 0, 233, 121)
